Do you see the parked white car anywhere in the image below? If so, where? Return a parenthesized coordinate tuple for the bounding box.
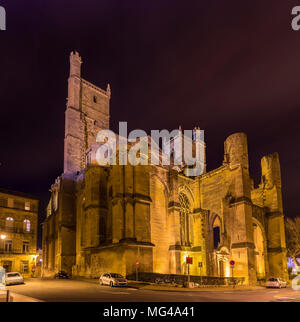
(99, 273, 128, 287)
(266, 277, 287, 288)
(5, 272, 24, 286)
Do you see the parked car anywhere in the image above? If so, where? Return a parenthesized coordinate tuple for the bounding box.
(54, 271, 70, 279)
(266, 277, 288, 288)
(99, 273, 128, 287)
(5, 272, 24, 286)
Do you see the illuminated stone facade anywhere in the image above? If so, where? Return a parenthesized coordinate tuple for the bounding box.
(42, 52, 288, 284)
(0, 189, 38, 277)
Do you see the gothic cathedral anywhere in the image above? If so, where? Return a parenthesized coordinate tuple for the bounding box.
(42, 52, 288, 285)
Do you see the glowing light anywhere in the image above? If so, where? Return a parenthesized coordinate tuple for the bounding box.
(225, 263, 230, 277)
(0, 235, 6, 240)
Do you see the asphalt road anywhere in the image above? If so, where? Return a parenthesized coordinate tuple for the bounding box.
(6, 278, 300, 302)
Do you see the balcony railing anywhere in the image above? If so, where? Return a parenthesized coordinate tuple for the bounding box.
(0, 250, 35, 255)
(0, 199, 38, 212)
(0, 227, 34, 234)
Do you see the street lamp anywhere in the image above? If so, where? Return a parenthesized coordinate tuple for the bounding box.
(0, 234, 6, 253)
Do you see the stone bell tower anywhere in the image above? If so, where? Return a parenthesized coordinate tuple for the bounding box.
(260, 153, 288, 280)
(224, 133, 256, 285)
(64, 51, 111, 174)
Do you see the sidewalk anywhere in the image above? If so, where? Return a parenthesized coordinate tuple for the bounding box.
(128, 280, 266, 292)
(0, 290, 42, 302)
(135, 284, 266, 292)
(73, 276, 265, 292)
(9, 292, 43, 302)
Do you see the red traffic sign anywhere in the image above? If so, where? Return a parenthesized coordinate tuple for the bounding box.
(229, 260, 235, 266)
(186, 257, 193, 264)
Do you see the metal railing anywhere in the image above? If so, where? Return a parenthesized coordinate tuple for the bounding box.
(0, 227, 34, 234)
(0, 250, 34, 254)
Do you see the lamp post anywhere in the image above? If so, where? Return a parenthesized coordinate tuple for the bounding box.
(230, 260, 235, 288)
(186, 255, 193, 285)
(0, 234, 7, 297)
(0, 234, 6, 252)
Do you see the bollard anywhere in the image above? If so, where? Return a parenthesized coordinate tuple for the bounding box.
(6, 290, 9, 302)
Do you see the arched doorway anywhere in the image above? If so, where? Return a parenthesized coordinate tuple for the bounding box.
(253, 221, 266, 278)
(216, 247, 230, 278)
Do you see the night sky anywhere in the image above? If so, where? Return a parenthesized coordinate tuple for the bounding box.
(1, 1, 300, 246)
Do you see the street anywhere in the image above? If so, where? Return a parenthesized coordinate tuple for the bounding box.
(5, 278, 300, 302)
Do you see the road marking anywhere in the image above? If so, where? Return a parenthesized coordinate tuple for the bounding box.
(274, 296, 296, 300)
(154, 293, 179, 295)
(112, 292, 131, 295)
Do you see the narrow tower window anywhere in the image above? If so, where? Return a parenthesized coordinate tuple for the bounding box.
(212, 216, 221, 249)
(213, 226, 220, 249)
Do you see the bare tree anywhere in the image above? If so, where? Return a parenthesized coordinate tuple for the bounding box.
(285, 217, 300, 269)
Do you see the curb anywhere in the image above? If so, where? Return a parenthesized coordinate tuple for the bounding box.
(137, 285, 266, 292)
(0, 290, 43, 302)
(10, 291, 44, 302)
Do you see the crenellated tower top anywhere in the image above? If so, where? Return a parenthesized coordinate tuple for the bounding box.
(64, 52, 110, 174)
(69, 51, 82, 77)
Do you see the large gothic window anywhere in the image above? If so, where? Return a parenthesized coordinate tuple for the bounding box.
(179, 193, 191, 246)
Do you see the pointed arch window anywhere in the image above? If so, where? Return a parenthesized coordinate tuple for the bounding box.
(212, 216, 221, 249)
(179, 193, 192, 246)
(23, 219, 31, 232)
